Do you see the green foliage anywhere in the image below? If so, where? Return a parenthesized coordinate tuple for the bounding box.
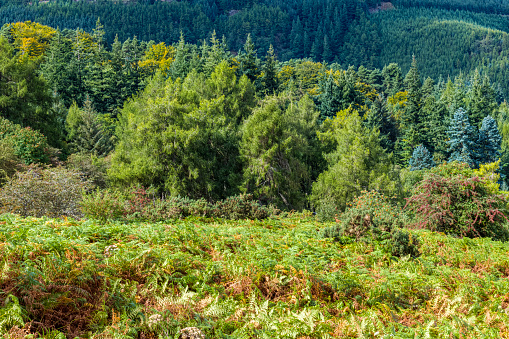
(0, 295, 26, 334)
(110, 61, 255, 200)
(322, 190, 405, 242)
(389, 228, 421, 258)
(1, 208, 509, 336)
(0, 116, 49, 165)
(405, 162, 509, 240)
(240, 94, 319, 209)
(65, 99, 113, 156)
(65, 152, 110, 188)
(0, 140, 22, 186)
(81, 186, 274, 222)
(311, 108, 401, 212)
(0, 165, 90, 218)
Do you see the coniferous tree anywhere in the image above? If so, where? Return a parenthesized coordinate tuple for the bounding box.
(477, 115, 501, 165)
(365, 94, 396, 152)
(237, 34, 260, 84)
(467, 70, 497, 128)
(66, 97, 113, 156)
(66, 98, 113, 156)
(260, 44, 278, 95)
(382, 63, 403, 97)
(409, 145, 435, 171)
(397, 56, 424, 164)
(447, 108, 477, 167)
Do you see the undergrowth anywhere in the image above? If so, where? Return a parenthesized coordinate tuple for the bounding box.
(0, 213, 509, 337)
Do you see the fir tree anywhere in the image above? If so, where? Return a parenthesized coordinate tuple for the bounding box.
(237, 34, 260, 83)
(260, 44, 278, 95)
(409, 145, 435, 171)
(447, 108, 477, 168)
(66, 98, 113, 156)
(467, 70, 497, 128)
(477, 115, 501, 165)
(365, 94, 396, 152)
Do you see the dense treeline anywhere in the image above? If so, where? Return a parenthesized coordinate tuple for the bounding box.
(1, 20, 509, 213)
(1, 0, 509, 97)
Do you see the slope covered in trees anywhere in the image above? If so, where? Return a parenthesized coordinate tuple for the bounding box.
(1, 0, 509, 97)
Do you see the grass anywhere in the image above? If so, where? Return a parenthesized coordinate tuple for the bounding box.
(1, 213, 509, 338)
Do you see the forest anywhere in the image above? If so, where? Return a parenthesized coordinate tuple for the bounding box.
(2, 0, 509, 337)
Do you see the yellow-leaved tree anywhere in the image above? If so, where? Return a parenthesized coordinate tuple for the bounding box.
(138, 42, 174, 77)
(8, 21, 56, 58)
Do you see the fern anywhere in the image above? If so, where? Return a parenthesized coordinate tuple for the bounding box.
(0, 295, 27, 333)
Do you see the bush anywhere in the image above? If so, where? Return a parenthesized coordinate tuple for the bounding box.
(0, 165, 90, 219)
(405, 162, 509, 240)
(0, 116, 50, 164)
(322, 190, 405, 242)
(0, 140, 23, 186)
(315, 195, 339, 222)
(81, 187, 275, 221)
(388, 229, 420, 258)
(66, 152, 110, 188)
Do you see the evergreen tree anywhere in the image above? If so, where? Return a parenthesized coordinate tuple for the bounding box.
(260, 44, 278, 95)
(477, 115, 501, 165)
(467, 70, 497, 128)
(66, 98, 113, 156)
(382, 63, 403, 97)
(447, 108, 477, 167)
(397, 56, 425, 164)
(409, 145, 435, 171)
(241, 94, 318, 209)
(237, 34, 260, 84)
(365, 94, 396, 152)
(169, 33, 191, 79)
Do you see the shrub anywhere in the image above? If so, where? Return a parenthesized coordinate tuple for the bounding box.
(405, 162, 509, 240)
(388, 229, 420, 258)
(0, 116, 50, 164)
(81, 188, 274, 221)
(0, 165, 90, 219)
(66, 152, 110, 188)
(314, 195, 339, 222)
(322, 190, 405, 242)
(0, 140, 23, 186)
(213, 194, 271, 220)
(80, 188, 126, 221)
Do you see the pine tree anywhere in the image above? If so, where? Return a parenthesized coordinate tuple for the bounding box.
(409, 145, 435, 171)
(365, 94, 396, 152)
(260, 44, 278, 95)
(477, 115, 501, 165)
(381, 63, 403, 97)
(468, 70, 497, 128)
(66, 98, 113, 156)
(447, 108, 477, 168)
(237, 34, 260, 83)
(170, 33, 191, 79)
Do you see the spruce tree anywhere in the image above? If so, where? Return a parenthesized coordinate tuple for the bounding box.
(237, 34, 260, 83)
(447, 108, 477, 168)
(477, 115, 501, 165)
(365, 94, 396, 152)
(467, 70, 497, 128)
(409, 145, 435, 171)
(260, 44, 278, 95)
(66, 98, 113, 156)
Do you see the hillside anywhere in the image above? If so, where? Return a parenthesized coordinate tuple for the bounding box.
(1, 213, 509, 337)
(1, 0, 509, 95)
